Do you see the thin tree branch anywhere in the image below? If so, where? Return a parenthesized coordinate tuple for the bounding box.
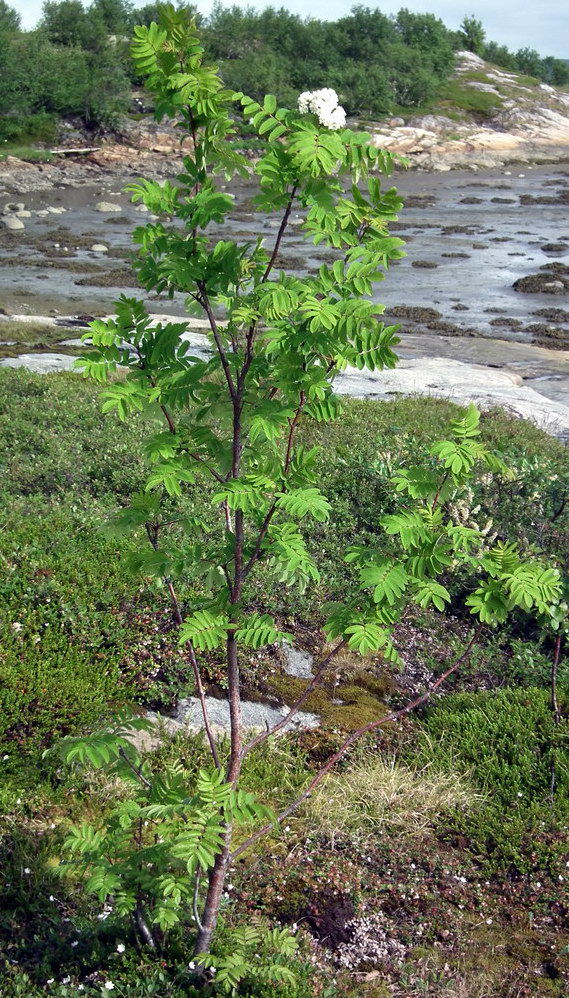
(118, 747, 151, 788)
(431, 471, 449, 513)
(164, 578, 221, 771)
(135, 901, 157, 949)
(551, 489, 567, 524)
(242, 392, 307, 580)
(241, 639, 348, 757)
(230, 625, 484, 862)
(143, 523, 221, 768)
(192, 870, 204, 932)
(157, 381, 226, 485)
(261, 184, 298, 283)
(198, 282, 238, 402)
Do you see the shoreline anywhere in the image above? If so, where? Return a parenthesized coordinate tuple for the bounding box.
(2, 311, 568, 439)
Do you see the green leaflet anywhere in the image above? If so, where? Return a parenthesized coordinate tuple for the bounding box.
(235, 612, 291, 649)
(359, 558, 408, 605)
(179, 610, 229, 651)
(275, 486, 331, 522)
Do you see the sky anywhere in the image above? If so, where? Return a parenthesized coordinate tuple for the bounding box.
(12, 0, 569, 59)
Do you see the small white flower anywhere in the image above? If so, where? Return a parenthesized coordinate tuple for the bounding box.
(49, 895, 55, 902)
(62, 977, 71, 984)
(2, 754, 9, 761)
(189, 961, 196, 970)
(23, 867, 31, 875)
(47, 981, 54, 986)
(297, 87, 346, 130)
(71, 941, 78, 948)
(116, 943, 125, 954)
(486, 918, 493, 925)
(104, 983, 115, 992)
(11, 622, 23, 632)
(78, 987, 85, 993)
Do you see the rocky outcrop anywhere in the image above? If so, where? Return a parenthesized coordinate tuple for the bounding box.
(3, 315, 568, 439)
(335, 356, 569, 439)
(369, 52, 569, 170)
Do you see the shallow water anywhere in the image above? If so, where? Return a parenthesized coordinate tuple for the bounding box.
(0, 162, 568, 400)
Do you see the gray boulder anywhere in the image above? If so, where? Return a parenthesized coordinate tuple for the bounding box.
(2, 215, 24, 231)
(95, 201, 122, 213)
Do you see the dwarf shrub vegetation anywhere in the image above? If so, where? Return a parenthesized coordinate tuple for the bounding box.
(416, 687, 569, 873)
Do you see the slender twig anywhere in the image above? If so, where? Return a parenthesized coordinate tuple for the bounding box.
(164, 579, 221, 770)
(550, 633, 562, 801)
(192, 871, 204, 932)
(431, 471, 450, 513)
(230, 625, 483, 862)
(237, 184, 300, 395)
(261, 185, 298, 283)
(223, 499, 233, 534)
(160, 403, 177, 435)
(241, 639, 348, 757)
(118, 747, 151, 788)
(198, 282, 237, 402)
(551, 490, 567, 524)
(143, 524, 221, 767)
(158, 385, 227, 485)
(135, 901, 157, 949)
(242, 393, 307, 580)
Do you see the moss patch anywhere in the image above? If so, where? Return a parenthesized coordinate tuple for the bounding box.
(267, 670, 394, 732)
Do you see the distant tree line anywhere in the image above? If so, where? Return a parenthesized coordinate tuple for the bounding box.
(0, 1, 567, 145)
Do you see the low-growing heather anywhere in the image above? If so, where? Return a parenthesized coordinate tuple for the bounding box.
(414, 687, 569, 873)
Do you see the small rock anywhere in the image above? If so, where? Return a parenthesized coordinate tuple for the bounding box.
(2, 215, 24, 230)
(282, 642, 314, 679)
(174, 696, 319, 736)
(3, 201, 24, 213)
(90, 244, 108, 253)
(95, 201, 122, 213)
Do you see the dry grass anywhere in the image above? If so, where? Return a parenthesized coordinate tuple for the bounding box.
(305, 755, 480, 840)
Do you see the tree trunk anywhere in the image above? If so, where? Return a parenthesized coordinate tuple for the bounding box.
(192, 835, 232, 955)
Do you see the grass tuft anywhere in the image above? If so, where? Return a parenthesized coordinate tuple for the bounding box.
(305, 755, 479, 840)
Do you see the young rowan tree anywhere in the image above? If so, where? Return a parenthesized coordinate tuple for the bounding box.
(58, 7, 563, 979)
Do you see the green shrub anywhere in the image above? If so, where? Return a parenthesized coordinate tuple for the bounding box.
(0, 110, 57, 143)
(0, 621, 125, 754)
(415, 688, 569, 872)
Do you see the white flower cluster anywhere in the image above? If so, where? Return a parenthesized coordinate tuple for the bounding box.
(297, 88, 346, 130)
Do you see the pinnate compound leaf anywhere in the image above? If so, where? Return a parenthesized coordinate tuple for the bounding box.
(179, 610, 229, 651)
(235, 613, 291, 649)
(276, 487, 331, 522)
(359, 559, 408, 605)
